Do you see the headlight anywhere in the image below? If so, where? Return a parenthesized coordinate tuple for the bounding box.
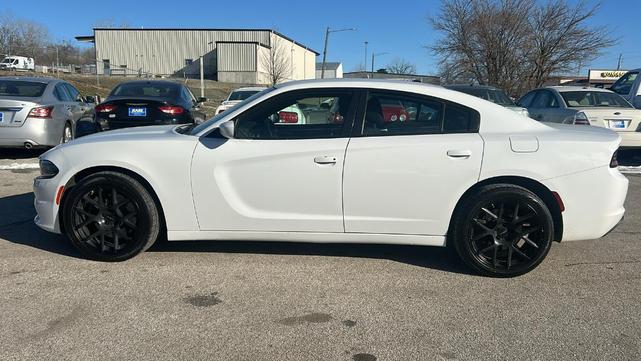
(38, 159, 59, 179)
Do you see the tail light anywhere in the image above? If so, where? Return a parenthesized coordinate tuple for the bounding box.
(610, 150, 618, 168)
(573, 112, 590, 125)
(28, 106, 53, 119)
(159, 105, 185, 115)
(278, 111, 299, 123)
(95, 104, 117, 113)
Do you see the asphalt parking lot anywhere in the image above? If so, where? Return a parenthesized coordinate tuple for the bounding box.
(1, 149, 640, 361)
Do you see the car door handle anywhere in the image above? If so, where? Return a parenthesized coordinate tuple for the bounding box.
(314, 156, 337, 165)
(447, 150, 472, 159)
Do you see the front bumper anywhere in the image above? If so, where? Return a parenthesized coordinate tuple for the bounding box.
(0, 118, 61, 148)
(33, 175, 63, 234)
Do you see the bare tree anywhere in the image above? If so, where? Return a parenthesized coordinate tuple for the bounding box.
(261, 37, 292, 86)
(386, 58, 417, 74)
(429, 0, 614, 95)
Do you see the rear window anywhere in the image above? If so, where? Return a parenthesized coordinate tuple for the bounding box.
(0, 80, 47, 97)
(228, 90, 261, 101)
(560, 91, 631, 108)
(111, 83, 179, 98)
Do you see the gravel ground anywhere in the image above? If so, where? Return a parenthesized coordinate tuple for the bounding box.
(0, 150, 640, 361)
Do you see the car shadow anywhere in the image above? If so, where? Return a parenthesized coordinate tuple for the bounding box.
(0, 192, 472, 275)
(0, 192, 79, 258)
(0, 149, 47, 160)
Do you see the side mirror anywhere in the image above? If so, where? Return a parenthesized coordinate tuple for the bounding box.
(218, 120, 235, 139)
(85, 95, 97, 104)
(197, 97, 207, 103)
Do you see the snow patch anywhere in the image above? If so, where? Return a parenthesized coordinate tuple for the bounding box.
(0, 162, 40, 170)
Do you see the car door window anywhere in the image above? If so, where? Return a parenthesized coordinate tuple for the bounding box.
(361, 91, 479, 136)
(184, 87, 198, 104)
(234, 90, 354, 140)
(610, 72, 638, 95)
(63, 83, 82, 102)
(54, 84, 73, 102)
(531, 90, 558, 108)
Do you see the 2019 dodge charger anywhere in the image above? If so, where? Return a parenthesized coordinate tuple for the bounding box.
(34, 79, 628, 277)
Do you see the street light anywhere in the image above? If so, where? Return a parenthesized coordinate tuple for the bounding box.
(371, 51, 389, 77)
(320, 27, 356, 79)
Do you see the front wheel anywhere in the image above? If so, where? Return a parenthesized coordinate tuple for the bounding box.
(62, 171, 160, 261)
(450, 184, 554, 277)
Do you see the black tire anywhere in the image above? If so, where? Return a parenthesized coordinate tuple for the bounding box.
(62, 171, 160, 261)
(61, 122, 73, 144)
(450, 184, 554, 277)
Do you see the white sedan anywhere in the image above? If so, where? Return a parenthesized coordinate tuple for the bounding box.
(214, 87, 266, 115)
(33, 79, 628, 277)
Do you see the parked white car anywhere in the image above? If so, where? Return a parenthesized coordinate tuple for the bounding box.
(0, 56, 35, 71)
(34, 79, 628, 277)
(215, 87, 266, 115)
(610, 68, 641, 109)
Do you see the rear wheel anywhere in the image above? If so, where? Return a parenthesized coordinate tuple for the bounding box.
(451, 184, 554, 277)
(62, 171, 160, 261)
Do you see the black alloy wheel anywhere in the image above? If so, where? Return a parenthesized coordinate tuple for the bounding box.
(62, 171, 160, 261)
(451, 184, 554, 277)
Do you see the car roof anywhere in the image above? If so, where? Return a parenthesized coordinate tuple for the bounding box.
(232, 87, 267, 92)
(444, 84, 501, 91)
(545, 86, 614, 93)
(0, 76, 60, 84)
(115, 80, 182, 87)
(274, 78, 442, 91)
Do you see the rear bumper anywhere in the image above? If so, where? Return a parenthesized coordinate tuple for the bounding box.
(543, 166, 628, 242)
(97, 116, 192, 131)
(618, 131, 641, 148)
(0, 118, 61, 147)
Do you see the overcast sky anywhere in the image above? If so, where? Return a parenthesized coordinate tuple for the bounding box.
(4, 0, 640, 75)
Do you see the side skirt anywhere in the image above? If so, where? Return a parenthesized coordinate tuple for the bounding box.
(167, 231, 446, 247)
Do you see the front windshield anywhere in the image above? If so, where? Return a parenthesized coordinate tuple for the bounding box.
(228, 90, 261, 101)
(560, 91, 632, 108)
(188, 87, 274, 135)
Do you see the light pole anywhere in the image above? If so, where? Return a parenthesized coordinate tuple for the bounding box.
(364, 41, 368, 77)
(371, 52, 388, 77)
(320, 26, 356, 79)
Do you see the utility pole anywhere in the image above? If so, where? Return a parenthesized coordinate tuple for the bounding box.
(364, 41, 368, 78)
(371, 52, 389, 76)
(320, 26, 356, 79)
(55, 45, 59, 78)
(617, 53, 623, 70)
(200, 56, 204, 98)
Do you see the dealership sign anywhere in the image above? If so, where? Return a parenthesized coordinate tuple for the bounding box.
(588, 69, 627, 82)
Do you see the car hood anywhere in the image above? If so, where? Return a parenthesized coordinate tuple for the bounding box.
(60, 125, 183, 148)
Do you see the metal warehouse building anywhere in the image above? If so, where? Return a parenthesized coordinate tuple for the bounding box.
(76, 28, 319, 85)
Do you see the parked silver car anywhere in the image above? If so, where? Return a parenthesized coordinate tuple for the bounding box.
(0, 77, 97, 149)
